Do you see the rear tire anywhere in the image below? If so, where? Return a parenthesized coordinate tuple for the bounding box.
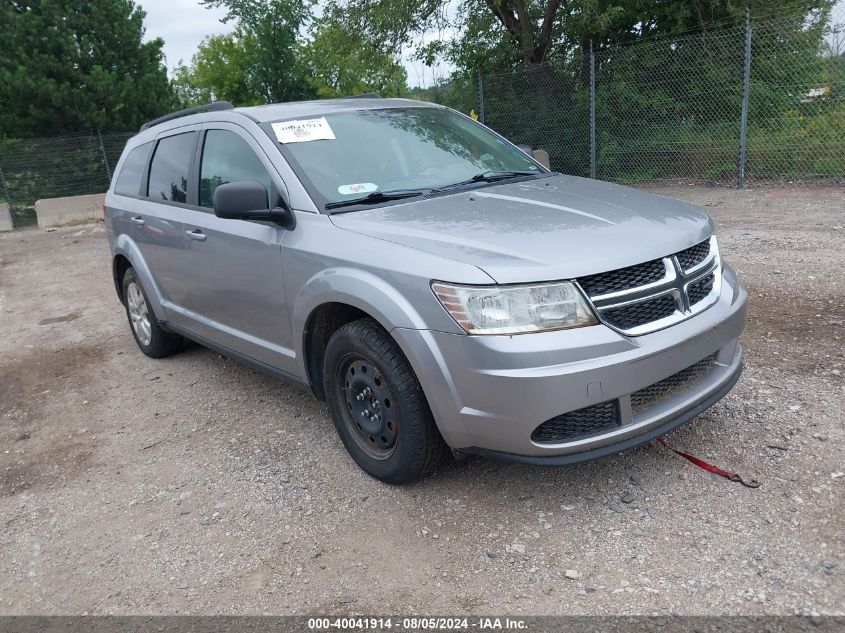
(323, 318, 449, 483)
(122, 268, 183, 358)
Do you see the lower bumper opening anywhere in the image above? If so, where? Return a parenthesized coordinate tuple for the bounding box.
(531, 401, 620, 444)
(530, 352, 720, 445)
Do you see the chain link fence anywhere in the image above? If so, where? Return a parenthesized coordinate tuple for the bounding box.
(474, 3, 845, 186)
(1, 5, 843, 229)
(0, 131, 133, 227)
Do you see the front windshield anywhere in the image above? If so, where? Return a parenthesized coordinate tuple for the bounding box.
(268, 107, 543, 207)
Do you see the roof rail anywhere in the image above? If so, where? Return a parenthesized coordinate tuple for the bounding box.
(339, 92, 382, 99)
(140, 101, 235, 132)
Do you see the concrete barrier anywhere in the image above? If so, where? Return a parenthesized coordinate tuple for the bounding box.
(0, 202, 12, 232)
(35, 193, 105, 228)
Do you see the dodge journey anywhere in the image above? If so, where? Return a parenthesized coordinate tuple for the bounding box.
(105, 97, 747, 483)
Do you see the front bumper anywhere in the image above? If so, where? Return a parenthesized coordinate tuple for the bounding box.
(393, 264, 747, 460)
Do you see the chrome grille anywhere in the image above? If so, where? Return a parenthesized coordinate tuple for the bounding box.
(631, 354, 718, 414)
(531, 401, 620, 444)
(576, 236, 720, 336)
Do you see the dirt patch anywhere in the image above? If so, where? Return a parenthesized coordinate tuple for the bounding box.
(0, 343, 107, 495)
(1, 441, 95, 497)
(0, 191, 842, 616)
(0, 343, 107, 412)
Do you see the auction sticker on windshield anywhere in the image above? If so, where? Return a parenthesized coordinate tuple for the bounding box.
(272, 117, 336, 143)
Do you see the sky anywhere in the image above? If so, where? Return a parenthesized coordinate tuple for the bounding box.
(138, 0, 452, 88)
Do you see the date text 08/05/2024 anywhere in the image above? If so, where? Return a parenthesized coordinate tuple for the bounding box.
(307, 617, 528, 630)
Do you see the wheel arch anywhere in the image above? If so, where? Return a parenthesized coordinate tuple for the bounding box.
(294, 269, 429, 400)
(111, 235, 168, 321)
(112, 254, 132, 304)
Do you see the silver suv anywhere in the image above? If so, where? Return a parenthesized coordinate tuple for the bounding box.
(105, 97, 747, 483)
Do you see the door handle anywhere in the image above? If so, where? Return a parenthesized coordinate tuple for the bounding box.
(186, 229, 207, 241)
(130, 216, 145, 226)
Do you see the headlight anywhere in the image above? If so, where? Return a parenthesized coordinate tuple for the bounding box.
(431, 281, 598, 335)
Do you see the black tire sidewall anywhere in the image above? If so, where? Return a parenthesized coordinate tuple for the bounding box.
(121, 268, 180, 358)
(123, 269, 154, 354)
(323, 320, 440, 483)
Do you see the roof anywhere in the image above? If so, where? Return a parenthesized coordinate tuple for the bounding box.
(127, 97, 443, 147)
(235, 98, 439, 123)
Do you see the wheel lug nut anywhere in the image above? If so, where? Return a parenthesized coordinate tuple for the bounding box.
(372, 414, 380, 423)
(356, 394, 364, 401)
(361, 410, 370, 418)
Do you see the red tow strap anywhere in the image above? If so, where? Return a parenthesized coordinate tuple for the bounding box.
(656, 437, 761, 488)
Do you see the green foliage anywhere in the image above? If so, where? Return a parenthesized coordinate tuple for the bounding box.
(172, 33, 262, 107)
(0, 0, 175, 136)
(415, 2, 843, 184)
(322, 0, 835, 80)
(304, 15, 409, 98)
(410, 75, 477, 113)
(172, 0, 411, 106)
(198, 0, 315, 103)
(0, 132, 133, 225)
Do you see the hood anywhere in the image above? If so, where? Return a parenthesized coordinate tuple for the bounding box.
(329, 174, 714, 284)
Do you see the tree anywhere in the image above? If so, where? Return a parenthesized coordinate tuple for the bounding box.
(304, 15, 409, 98)
(172, 33, 259, 107)
(200, 0, 314, 103)
(321, 0, 836, 76)
(0, 0, 174, 136)
(174, 1, 410, 105)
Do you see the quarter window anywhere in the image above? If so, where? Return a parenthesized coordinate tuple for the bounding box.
(114, 142, 152, 196)
(147, 132, 197, 203)
(200, 130, 272, 208)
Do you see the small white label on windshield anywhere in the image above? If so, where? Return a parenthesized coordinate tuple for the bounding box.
(338, 183, 378, 196)
(271, 117, 336, 143)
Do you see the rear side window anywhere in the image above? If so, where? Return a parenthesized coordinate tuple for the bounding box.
(114, 142, 152, 196)
(199, 130, 272, 208)
(147, 132, 197, 203)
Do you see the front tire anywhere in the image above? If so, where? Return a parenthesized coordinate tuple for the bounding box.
(122, 268, 183, 358)
(323, 318, 449, 483)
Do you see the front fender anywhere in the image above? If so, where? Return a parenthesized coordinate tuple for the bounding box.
(291, 267, 431, 377)
(112, 234, 168, 322)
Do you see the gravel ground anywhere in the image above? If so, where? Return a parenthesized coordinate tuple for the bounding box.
(0, 185, 842, 616)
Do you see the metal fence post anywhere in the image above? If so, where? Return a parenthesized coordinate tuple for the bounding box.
(589, 39, 597, 179)
(97, 128, 112, 183)
(737, 9, 752, 188)
(477, 71, 485, 125)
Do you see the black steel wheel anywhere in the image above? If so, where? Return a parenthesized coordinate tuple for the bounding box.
(323, 318, 449, 483)
(337, 354, 398, 460)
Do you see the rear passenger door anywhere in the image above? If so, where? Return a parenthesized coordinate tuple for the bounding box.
(132, 128, 199, 313)
(173, 123, 294, 372)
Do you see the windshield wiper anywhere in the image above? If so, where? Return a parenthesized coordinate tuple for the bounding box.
(435, 170, 541, 191)
(325, 189, 427, 211)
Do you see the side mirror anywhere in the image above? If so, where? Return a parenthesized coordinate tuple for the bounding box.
(212, 181, 295, 230)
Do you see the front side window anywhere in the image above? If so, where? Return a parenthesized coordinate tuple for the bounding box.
(200, 130, 272, 208)
(147, 132, 197, 203)
(268, 107, 542, 207)
(114, 142, 152, 196)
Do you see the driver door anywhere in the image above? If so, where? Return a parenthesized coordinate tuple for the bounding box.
(173, 123, 296, 373)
